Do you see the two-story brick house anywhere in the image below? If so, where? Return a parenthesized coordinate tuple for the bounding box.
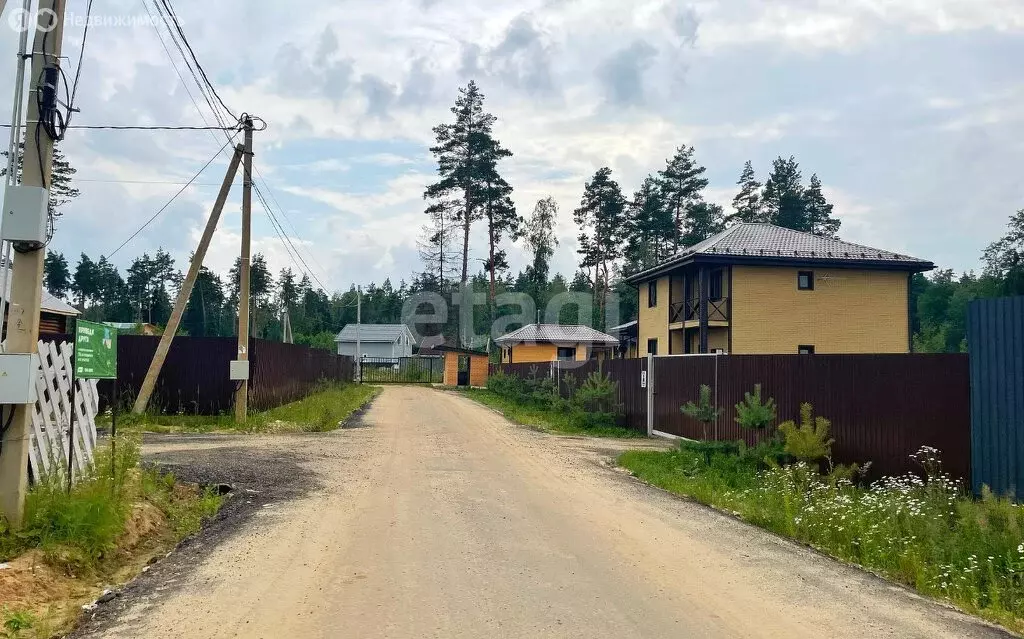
(626, 223, 935, 355)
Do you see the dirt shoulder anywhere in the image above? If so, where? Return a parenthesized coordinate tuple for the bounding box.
(76, 386, 1013, 638)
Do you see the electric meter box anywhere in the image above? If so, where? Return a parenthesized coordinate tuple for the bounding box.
(229, 360, 250, 381)
(1, 185, 49, 246)
(0, 353, 39, 404)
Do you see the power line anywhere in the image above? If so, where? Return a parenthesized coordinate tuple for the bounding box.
(252, 166, 330, 278)
(254, 183, 329, 291)
(0, 123, 238, 130)
(75, 178, 226, 185)
(108, 133, 240, 258)
(67, 0, 95, 115)
(156, 0, 238, 122)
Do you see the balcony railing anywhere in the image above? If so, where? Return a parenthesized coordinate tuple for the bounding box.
(670, 298, 730, 323)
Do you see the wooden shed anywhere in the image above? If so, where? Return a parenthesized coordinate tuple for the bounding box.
(435, 345, 489, 388)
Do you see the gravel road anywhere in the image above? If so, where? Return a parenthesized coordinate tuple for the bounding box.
(76, 385, 1011, 638)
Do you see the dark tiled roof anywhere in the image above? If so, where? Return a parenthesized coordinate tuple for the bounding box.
(629, 223, 933, 282)
(496, 324, 619, 346)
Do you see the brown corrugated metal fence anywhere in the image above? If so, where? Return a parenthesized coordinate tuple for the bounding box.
(494, 354, 971, 479)
(40, 333, 355, 415)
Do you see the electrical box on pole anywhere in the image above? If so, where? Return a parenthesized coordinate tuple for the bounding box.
(0, 354, 39, 404)
(1, 185, 48, 249)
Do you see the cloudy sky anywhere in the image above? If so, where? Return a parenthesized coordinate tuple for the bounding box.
(2, 0, 1023, 291)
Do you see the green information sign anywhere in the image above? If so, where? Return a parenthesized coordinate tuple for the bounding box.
(74, 320, 118, 379)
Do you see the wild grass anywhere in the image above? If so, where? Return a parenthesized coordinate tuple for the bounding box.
(0, 435, 222, 572)
(458, 388, 644, 438)
(115, 383, 379, 434)
(619, 443, 1024, 633)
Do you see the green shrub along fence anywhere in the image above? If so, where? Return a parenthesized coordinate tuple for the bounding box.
(41, 334, 355, 415)
(493, 353, 971, 480)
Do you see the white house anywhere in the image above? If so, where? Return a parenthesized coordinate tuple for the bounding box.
(335, 324, 416, 359)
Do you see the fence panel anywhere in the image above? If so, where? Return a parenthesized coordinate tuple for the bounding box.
(360, 356, 443, 384)
(968, 296, 1024, 495)
(653, 354, 970, 479)
(249, 339, 355, 411)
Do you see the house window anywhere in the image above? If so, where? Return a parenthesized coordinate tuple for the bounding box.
(798, 345, 815, 355)
(648, 281, 658, 307)
(798, 271, 815, 291)
(709, 270, 724, 301)
(557, 347, 577, 361)
(647, 338, 658, 356)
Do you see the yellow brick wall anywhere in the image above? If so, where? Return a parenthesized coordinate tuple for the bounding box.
(731, 266, 910, 354)
(510, 343, 558, 363)
(469, 355, 488, 387)
(687, 327, 730, 353)
(638, 277, 669, 356)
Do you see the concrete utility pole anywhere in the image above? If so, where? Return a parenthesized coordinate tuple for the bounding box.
(132, 145, 244, 414)
(0, 0, 66, 526)
(234, 116, 254, 422)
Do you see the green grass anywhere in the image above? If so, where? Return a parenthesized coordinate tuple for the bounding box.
(116, 383, 380, 434)
(0, 436, 223, 572)
(457, 388, 645, 438)
(619, 444, 1024, 634)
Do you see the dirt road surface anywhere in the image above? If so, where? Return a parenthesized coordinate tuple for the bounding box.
(78, 386, 1010, 638)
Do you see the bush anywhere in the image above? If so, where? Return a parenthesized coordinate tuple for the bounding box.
(734, 384, 777, 430)
(778, 403, 833, 465)
(680, 439, 741, 465)
(680, 384, 722, 440)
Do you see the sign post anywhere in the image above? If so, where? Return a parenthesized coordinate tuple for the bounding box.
(71, 321, 118, 490)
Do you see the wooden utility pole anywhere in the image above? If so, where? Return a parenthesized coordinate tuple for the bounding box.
(0, 1, 66, 526)
(132, 145, 245, 414)
(234, 116, 254, 422)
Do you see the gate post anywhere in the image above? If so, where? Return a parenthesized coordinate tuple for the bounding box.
(646, 353, 654, 437)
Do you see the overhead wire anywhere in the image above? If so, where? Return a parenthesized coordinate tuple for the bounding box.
(253, 182, 327, 290)
(67, 0, 95, 116)
(1, 124, 237, 130)
(107, 132, 240, 258)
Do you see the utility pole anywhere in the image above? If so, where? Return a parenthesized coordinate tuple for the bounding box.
(355, 285, 361, 381)
(234, 116, 253, 423)
(0, 0, 66, 526)
(132, 145, 244, 414)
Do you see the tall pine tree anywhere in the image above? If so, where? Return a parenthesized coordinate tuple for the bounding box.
(659, 145, 708, 252)
(803, 174, 841, 238)
(424, 82, 512, 333)
(682, 201, 726, 246)
(624, 175, 673, 274)
(762, 156, 808, 231)
(574, 168, 626, 329)
(728, 160, 764, 225)
(44, 251, 71, 299)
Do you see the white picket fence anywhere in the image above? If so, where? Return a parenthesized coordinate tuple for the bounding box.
(27, 340, 99, 484)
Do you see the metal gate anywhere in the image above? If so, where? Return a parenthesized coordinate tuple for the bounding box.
(359, 357, 443, 384)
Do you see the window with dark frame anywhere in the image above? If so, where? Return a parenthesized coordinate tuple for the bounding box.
(710, 270, 724, 301)
(798, 345, 815, 355)
(647, 338, 658, 356)
(648, 281, 658, 307)
(798, 271, 815, 291)
(557, 347, 577, 361)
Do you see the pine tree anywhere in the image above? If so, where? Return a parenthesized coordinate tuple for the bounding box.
(983, 209, 1024, 296)
(681, 201, 726, 246)
(416, 201, 459, 293)
(728, 160, 764, 225)
(480, 170, 520, 310)
(803, 174, 841, 238)
(44, 251, 71, 299)
(523, 197, 559, 304)
(278, 267, 298, 311)
(72, 253, 98, 309)
(424, 82, 512, 331)
(762, 156, 808, 231)
(624, 175, 673, 274)
(574, 168, 626, 330)
(183, 266, 224, 337)
(0, 143, 80, 224)
(659, 145, 709, 252)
